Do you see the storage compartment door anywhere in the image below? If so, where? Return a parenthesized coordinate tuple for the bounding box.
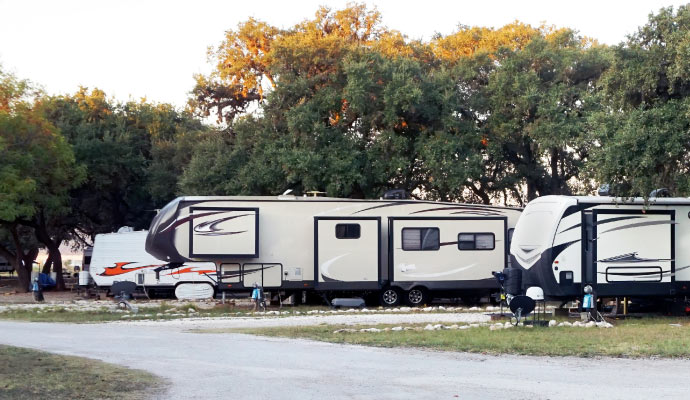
(315, 218, 380, 288)
(595, 211, 673, 284)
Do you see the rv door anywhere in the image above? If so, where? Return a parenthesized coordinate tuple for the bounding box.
(314, 217, 381, 290)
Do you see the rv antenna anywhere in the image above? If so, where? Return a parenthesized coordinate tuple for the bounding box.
(282, 189, 293, 195)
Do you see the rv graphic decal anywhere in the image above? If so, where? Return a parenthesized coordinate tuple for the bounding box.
(165, 267, 216, 276)
(193, 214, 252, 236)
(400, 263, 479, 278)
(98, 262, 163, 276)
(159, 211, 226, 234)
(219, 265, 278, 279)
(558, 216, 644, 234)
(410, 206, 503, 216)
(319, 254, 348, 282)
(597, 252, 673, 264)
(351, 202, 399, 215)
(596, 219, 677, 238)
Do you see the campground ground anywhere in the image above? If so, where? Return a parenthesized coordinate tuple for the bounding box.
(2, 319, 690, 399)
(2, 283, 690, 398)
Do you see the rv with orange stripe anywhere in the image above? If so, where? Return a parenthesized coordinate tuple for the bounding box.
(89, 229, 216, 299)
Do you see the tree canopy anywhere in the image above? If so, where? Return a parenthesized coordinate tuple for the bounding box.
(3, 3, 690, 291)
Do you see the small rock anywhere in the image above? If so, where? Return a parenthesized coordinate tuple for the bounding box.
(548, 320, 557, 327)
(391, 326, 403, 331)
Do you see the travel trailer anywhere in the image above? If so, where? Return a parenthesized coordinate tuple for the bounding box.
(90, 230, 216, 299)
(145, 195, 522, 306)
(509, 195, 690, 301)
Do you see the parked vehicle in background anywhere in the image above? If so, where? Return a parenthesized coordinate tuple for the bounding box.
(508, 195, 690, 307)
(145, 195, 522, 306)
(90, 230, 216, 300)
(0, 256, 13, 273)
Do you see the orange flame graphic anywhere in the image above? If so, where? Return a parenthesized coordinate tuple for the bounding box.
(98, 262, 163, 276)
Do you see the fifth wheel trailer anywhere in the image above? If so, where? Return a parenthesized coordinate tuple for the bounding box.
(145, 195, 522, 306)
(90, 230, 217, 299)
(509, 195, 690, 302)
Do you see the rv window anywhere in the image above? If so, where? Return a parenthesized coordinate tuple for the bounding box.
(458, 233, 495, 250)
(402, 228, 440, 251)
(335, 224, 361, 239)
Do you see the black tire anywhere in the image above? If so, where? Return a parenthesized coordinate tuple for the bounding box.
(379, 287, 401, 307)
(405, 287, 431, 307)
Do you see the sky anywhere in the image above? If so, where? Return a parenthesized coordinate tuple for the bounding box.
(0, 0, 687, 108)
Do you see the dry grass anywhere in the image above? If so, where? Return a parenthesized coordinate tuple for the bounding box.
(0, 345, 162, 399)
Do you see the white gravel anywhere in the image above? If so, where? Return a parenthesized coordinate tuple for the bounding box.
(121, 311, 491, 329)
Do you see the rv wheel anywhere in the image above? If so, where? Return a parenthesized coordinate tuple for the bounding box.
(406, 288, 430, 307)
(380, 288, 401, 307)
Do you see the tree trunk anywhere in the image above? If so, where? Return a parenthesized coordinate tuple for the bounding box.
(41, 251, 54, 274)
(32, 218, 65, 290)
(50, 244, 65, 290)
(550, 148, 560, 195)
(0, 225, 37, 292)
(469, 183, 491, 204)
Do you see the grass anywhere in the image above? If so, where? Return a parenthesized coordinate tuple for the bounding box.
(0, 345, 161, 400)
(211, 317, 690, 358)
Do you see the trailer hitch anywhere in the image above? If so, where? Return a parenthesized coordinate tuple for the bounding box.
(154, 263, 183, 281)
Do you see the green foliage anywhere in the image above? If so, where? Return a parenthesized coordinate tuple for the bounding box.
(591, 5, 690, 197)
(42, 88, 210, 237)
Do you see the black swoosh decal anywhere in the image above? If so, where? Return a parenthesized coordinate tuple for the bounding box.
(352, 202, 399, 215)
(598, 252, 673, 263)
(194, 213, 253, 236)
(159, 211, 225, 234)
(597, 220, 677, 237)
(558, 216, 645, 235)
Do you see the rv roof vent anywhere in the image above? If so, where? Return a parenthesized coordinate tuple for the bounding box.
(383, 189, 409, 200)
(649, 188, 671, 198)
(305, 191, 327, 197)
(117, 226, 134, 233)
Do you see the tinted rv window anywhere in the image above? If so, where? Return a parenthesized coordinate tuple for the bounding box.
(402, 228, 440, 251)
(335, 224, 361, 239)
(458, 233, 495, 250)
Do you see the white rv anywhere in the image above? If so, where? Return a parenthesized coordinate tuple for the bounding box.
(145, 195, 522, 306)
(90, 230, 217, 299)
(510, 195, 690, 301)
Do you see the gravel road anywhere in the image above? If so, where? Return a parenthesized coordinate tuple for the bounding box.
(3, 319, 690, 399)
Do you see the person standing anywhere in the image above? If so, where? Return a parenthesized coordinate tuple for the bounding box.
(251, 283, 262, 311)
(31, 277, 44, 302)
